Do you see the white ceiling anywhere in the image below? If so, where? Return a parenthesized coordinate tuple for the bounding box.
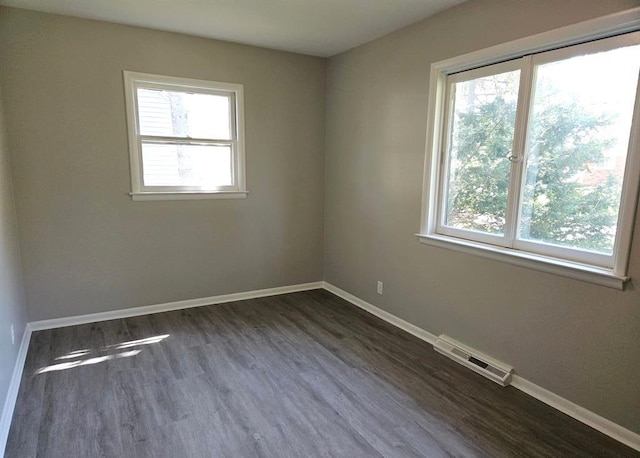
(0, 0, 466, 57)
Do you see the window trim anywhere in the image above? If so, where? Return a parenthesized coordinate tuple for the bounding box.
(123, 71, 247, 200)
(418, 8, 640, 290)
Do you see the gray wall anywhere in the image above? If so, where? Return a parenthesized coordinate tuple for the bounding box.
(324, 0, 640, 434)
(0, 86, 28, 427)
(0, 8, 326, 321)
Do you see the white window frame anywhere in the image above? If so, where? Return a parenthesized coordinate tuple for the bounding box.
(418, 9, 640, 290)
(123, 71, 247, 201)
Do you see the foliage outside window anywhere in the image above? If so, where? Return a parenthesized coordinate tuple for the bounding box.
(421, 30, 640, 285)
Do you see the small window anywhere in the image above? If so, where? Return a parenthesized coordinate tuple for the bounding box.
(420, 29, 640, 289)
(123, 72, 247, 200)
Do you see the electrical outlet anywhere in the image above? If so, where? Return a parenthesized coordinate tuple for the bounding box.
(11, 324, 15, 345)
(377, 281, 383, 295)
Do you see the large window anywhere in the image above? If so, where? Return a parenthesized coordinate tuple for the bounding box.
(420, 26, 640, 289)
(123, 72, 246, 200)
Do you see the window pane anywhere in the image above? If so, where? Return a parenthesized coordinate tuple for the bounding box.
(519, 44, 640, 254)
(137, 88, 231, 140)
(444, 69, 520, 235)
(141, 143, 233, 187)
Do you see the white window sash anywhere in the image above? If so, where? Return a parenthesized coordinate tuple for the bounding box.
(137, 138, 237, 193)
(437, 59, 525, 247)
(513, 32, 640, 269)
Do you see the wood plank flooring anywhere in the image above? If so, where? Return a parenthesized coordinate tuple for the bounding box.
(5, 289, 638, 457)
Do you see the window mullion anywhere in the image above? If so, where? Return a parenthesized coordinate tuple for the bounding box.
(504, 56, 534, 248)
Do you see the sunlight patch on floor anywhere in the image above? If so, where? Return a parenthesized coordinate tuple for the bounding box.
(36, 334, 170, 374)
(36, 349, 142, 374)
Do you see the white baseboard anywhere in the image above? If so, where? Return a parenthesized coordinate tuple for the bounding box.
(0, 323, 32, 457)
(322, 282, 438, 344)
(5, 281, 638, 453)
(510, 375, 640, 452)
(321, 281, 640, 452)
(29, 281, 324, 331)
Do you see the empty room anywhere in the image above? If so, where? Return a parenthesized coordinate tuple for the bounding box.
(1, 0, 640, 456)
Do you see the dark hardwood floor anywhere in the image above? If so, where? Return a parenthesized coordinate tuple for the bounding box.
(5, 289, 638, 457)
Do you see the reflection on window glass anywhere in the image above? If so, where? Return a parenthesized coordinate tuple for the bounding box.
(519, 45, 640, 254)
(137, 89, 231, 140)
(445, 70, 520, 235)
(141, 143, 232, 187)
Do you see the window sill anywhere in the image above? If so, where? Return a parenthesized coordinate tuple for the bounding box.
(416, 233, 629, 290)
(130, 191, 249, 201)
